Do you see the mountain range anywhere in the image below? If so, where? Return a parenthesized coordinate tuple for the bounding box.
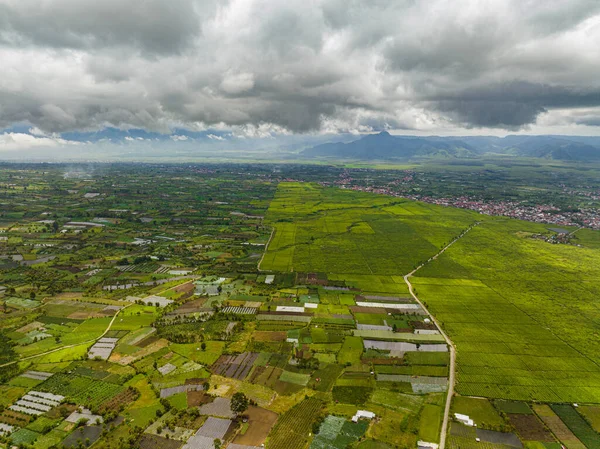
(301, 132, 600, 162)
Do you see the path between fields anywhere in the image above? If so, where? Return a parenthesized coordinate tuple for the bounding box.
(0, 303, 132, 368)
(257, 226, 275, 272)
(403, 222, 479, 449)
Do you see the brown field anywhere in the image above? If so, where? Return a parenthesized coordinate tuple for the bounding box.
(172, 297, 208, 314)
(254, 331, 287, 342)
(187, 391, 212, 407)
(173, 281, 195, 293)
(508, 414, 555, 442)
(233, 406, 278, 446)
(349, 306, 388, 314)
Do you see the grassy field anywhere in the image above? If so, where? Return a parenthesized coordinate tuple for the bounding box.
(451, 397, 505, 429)
(262, 183, 477, 277)
(413, 218, 600, 403)
(418, 404, 443, 443)
(337, 336, 363, 365)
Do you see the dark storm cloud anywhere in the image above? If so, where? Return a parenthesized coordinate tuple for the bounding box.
(0, 0, 600, 137)
(430, 82, 600, 129)
(0, 0, 202, 55)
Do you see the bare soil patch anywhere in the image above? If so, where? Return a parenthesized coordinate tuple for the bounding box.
(187, 391, 212, 407)
(173, 298, 208, 314)
(349, 306, 387, 314)
(233, 406, 278, 446)
(508, 414, 555, 442)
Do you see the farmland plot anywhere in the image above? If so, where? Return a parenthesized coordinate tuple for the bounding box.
(262, 183, 477, 276)
(414, 219, 600, 402)
(267, 397, 323, 449)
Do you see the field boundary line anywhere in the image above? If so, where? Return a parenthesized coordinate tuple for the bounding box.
(0, 303, 132, 368)
(403, 222, 479, 449)
(257, 226, 275, 272)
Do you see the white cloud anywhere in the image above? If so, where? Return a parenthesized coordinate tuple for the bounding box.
(0, 132, 78, 151)
(220, 71, 255, 95)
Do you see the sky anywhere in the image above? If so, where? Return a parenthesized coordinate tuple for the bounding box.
(1, 0, 600, 154)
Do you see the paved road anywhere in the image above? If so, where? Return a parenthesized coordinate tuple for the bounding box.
(403, 222, 478, 449)
(0, 303, 131, 368)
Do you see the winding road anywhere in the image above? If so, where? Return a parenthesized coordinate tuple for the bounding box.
(403, 222, 479, 449)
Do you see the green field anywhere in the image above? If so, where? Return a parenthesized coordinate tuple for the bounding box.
(451, 397, 505, 428)
(268, 398, 324, 449)
(261, 183, 477, 276)
(3, 165, 600, 449)
(418, 404, 443, 443)
(413, 218, 600, 402)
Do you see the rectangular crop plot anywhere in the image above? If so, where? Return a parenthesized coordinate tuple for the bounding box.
(221, 306, 258, 315)
(267, 398, 323, 449)
(508, 414, 555, 442)
(198, 397, 234, 418)
(551, 405, 600, 449)
(21, 371, 53, 381)
(363, 340, 447, 353)
(212, 352, 259, 380)
(533, 406, 586, 449)
(160, 384, 204, 399)
(279, 371, 310, 386)
(196, 417, 232, 439)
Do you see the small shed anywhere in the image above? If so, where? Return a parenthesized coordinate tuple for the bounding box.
(351, 410, 376, 423)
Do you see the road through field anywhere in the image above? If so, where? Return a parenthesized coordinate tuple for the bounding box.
(257, 226, 275, 272)
(403, 222, 479, 449)
(0, 303, 131, 368)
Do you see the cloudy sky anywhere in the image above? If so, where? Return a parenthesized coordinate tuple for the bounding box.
(1, 0, 600, 153)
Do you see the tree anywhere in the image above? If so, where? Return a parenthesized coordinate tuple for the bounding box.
(230, 392, 249, 415)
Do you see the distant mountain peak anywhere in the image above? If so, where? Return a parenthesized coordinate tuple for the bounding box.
(302, 132, 476, 159)
(301, 133, 600, 161)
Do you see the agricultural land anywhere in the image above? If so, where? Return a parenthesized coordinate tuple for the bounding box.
(0, 163, 599, 449)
